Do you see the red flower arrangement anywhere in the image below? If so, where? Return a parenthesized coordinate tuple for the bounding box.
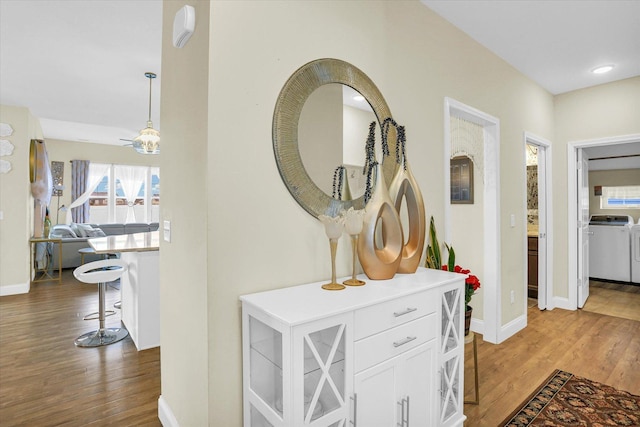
(442, 264, 481, 309)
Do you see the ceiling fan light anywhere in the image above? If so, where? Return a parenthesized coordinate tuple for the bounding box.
(132, 72, 160, 154)
(134, 125, 160, 154)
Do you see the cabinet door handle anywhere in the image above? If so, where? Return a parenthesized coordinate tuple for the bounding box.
(350, 394, 357, 426)
(397, 397, 405, 427)
(405, 395, 410, 427)
(397, 396, 409, 426)
(393, 336, 417, 348)
(393, 307, 417, 317)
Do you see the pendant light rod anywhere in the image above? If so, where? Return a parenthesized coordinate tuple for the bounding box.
(145, 72, 157, 123)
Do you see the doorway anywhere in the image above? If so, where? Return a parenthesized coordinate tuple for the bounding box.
(444, 98, 501, 344)
(524, 133, 552, 311)
(567, 134, 640, 309)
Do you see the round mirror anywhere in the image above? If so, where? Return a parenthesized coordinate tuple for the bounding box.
(273, 58, 396, 218)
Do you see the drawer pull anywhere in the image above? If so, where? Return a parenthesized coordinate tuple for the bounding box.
(393, 307, 417, 317)
(393, 336, 417, 348)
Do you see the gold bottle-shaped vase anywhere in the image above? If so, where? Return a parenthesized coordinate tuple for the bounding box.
(388, 160, 426, 273)
(357, 163, 403, 280)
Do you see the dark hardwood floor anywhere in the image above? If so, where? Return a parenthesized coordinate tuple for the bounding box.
(463, 305, 640, 426)
(0, 269, 161, 426)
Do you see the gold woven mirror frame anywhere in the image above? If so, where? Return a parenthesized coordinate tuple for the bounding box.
(272, 58, 396, 218)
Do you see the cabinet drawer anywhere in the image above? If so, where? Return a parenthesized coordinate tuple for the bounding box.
(354, 291, 437, 340)
(354, 314, 436, 373)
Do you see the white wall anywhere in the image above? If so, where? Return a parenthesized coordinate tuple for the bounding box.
(588, 169, 640, 222)
(157, 1, 555, 425)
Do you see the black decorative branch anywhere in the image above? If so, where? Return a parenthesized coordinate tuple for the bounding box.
(332, 165, 346, 200)
(364, 160, 378, 204)
(363, 121, 377, 178)
(397, 125, 407, 170)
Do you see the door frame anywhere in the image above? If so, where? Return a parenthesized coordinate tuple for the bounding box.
(444, 97, 501, 344)
(567, 133, 640, 309)
(524, 132, 553, 311)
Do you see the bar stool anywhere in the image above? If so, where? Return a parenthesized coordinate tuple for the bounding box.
(73, 259, 129, 347)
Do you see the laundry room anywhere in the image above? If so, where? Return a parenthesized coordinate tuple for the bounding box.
(575, 143, 640, 322)
(586, 146, 640, 285)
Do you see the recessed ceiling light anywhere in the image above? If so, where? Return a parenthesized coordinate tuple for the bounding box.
(592, 65, 615, 74)
(353, 94, 365, 102)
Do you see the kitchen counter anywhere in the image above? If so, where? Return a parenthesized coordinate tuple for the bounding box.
(88, 230, 160, 350)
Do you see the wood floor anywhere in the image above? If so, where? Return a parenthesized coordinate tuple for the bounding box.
(2, 272, 638, 426)
(582, 280, 640, 322)
(0, 269, 161, 426)
(463, 304, 640, 426)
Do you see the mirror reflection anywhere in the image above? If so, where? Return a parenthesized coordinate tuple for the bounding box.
(299, 84, 380, 201)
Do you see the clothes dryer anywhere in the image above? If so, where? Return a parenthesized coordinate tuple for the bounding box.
(631, 220, 640, 284)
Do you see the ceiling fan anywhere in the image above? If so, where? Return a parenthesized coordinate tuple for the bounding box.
(121, 72, 160, 154)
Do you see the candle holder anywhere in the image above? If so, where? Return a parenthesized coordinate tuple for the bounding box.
(343, 208, 365, 286)
(319, 214, 345, 291)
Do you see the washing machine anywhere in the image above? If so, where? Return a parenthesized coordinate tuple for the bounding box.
(631, 219, 640, 284)
(589, 215, 633, 282)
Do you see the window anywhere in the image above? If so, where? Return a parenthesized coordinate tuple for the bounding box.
(600, 185, 640, 209)
(89, 164, 160, 223)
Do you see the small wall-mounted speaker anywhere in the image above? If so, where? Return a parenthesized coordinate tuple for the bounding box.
(173, 5, 195, 48)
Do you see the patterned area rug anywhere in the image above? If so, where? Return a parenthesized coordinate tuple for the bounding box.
(501, 369, 640, 426)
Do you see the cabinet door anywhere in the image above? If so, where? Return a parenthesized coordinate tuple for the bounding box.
(293, 314, 352, 426)
(401, 341, 436, 426)
(354, 357, 400, 427)
(354, 342, 436, 427)
(439, 286, 463, 426)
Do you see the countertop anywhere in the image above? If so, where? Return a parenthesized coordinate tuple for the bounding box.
(88, 231, 159, 254)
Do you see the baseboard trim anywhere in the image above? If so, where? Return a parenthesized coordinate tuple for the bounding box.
(470, 317, 484, 336)
(158, 395, 179, 427)
(497, 312, 527, 343)
(0, 282, 29, 296)
(552, 296, 574, 311)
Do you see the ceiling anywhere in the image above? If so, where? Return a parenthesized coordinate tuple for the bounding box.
(0, 0, 162, 145)
(422, 0, 640, 95)
(0, 1, 639, 148)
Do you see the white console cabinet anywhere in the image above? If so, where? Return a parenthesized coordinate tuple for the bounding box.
(241, 267, 465, 427)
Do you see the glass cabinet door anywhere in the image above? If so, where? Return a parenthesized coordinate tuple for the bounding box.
(440, 287, 461, 424)
(249, 316, 284, 423)
(296, 320, 349, 425)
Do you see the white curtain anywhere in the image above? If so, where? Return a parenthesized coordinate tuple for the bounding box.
(66, 163, 110, 224)
(115, 165, 146, 223)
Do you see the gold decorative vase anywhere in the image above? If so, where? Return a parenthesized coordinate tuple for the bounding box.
(388, 160, 426, 273)
(357, 163, 403, 280)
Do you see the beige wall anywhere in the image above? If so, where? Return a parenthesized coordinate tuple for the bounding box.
(154, 1, 556, 425)
(159, 1, 210, 425)
(0, 105, 41, 294)
(589, 169, 640, 222)
(44, 139, 159, 224)
(553, 77, 640, 298)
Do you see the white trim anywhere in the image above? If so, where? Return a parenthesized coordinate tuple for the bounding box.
(552, 296, 572, 311)
(497, 313, 527, 343)
(470, 317, 484, 335)
(0, 282, 29, 296)
(567, 133, 640, 309)
(158, 395, 179, 427)
(444, 97, 501, 344)
(523, 132, 554, 313)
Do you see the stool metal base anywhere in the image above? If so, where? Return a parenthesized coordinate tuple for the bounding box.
(83, 310, 116, 321)
(75, 327, 129, 347)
